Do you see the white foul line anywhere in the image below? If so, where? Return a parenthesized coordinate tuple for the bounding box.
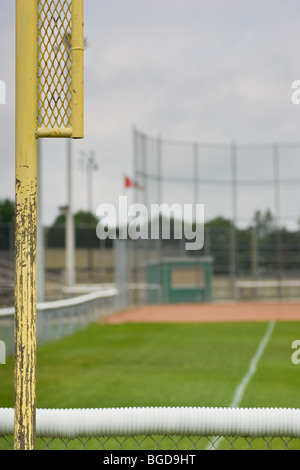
(229, 320, 275, 408)
(207, 320, 276, 450)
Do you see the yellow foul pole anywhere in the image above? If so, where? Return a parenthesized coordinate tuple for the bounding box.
(72, 0, 84, 139)
(14, 0, 84, 450)
(14, 0, 38, 450)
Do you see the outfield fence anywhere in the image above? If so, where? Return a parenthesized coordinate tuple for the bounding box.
(1, 406, 300, 450)
(0, 288, 117, 359)
(2, 222, 300, 308)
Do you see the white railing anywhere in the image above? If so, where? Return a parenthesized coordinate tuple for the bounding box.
(236, 279, 300, 300)
(0, 287, 118, 358)
(1, 406, 300, 450)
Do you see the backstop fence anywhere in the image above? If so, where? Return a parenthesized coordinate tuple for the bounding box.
(129, 129, 300, 305)
(133, 129, 300, 230)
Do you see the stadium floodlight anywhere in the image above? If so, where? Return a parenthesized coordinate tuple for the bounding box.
(14, 0, 84, 450)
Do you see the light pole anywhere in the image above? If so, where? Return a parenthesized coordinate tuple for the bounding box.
(37, 138, 45, 302)
(79, 151, 98, 281)
(79, 150, 98, 215)
(66, 139, 75, 288)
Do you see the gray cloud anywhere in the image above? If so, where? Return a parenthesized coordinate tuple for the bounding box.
(1, 0, 300, 226)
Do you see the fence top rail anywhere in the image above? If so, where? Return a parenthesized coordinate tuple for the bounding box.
(0, 288, 118, 318)
(236, 280, 300, 288)
(1, 406, 300, 439)
(134, 129, 300, 150)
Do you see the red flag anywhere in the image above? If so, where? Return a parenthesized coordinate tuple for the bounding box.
(124, 176, 144, 190)
(125, 176, 132, 188)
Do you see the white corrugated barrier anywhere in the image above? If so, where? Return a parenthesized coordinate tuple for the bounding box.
(0, 288, 118, 358)
(1, 407, 300, 439)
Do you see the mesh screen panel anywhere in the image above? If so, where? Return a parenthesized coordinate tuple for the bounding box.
(37, 0, 72, 131)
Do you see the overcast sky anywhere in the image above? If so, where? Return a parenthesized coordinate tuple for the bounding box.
(0, 0, 300, 227)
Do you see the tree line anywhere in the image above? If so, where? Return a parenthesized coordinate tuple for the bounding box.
(1, 199, 299, 275)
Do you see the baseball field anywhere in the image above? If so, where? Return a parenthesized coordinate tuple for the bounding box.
(1, 300, 300, 449)
(1, 301, 300, 409)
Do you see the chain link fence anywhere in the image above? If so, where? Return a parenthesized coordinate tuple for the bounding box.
(2, 222, 300, 310)
(131, 129, 300, 305)
(1, 434, 299, 450)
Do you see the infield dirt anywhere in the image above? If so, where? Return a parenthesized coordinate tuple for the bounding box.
(101, 301, 300, 324)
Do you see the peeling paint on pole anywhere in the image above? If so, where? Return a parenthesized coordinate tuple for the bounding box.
(14, 0, 84, 450)
(14, 0, 38, 450)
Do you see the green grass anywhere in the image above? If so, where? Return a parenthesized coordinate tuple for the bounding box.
(1, 321, 300, 409)
(241, 321, 300, 408)
(1, 321, 300, 449)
